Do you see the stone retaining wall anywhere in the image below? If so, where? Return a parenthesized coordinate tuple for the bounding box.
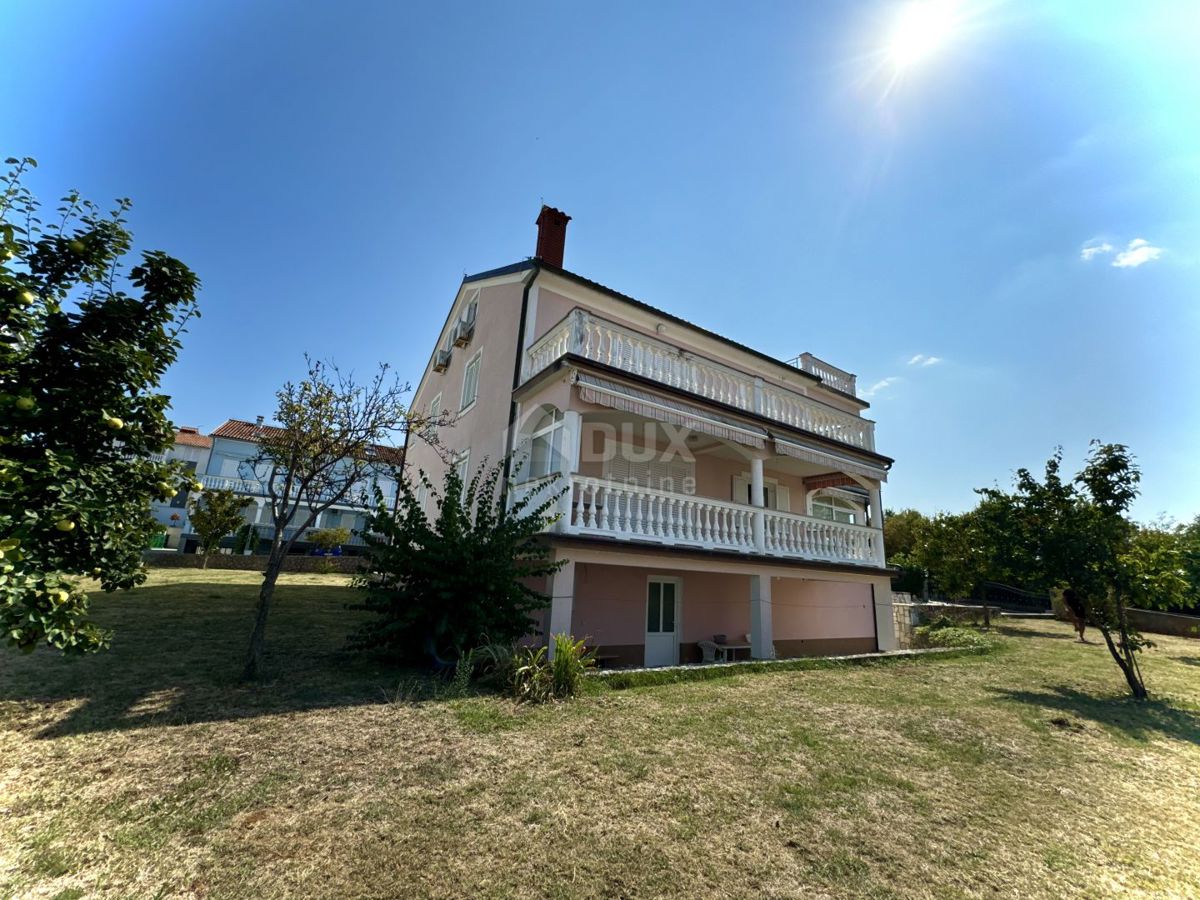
(143, 550, 361, 574)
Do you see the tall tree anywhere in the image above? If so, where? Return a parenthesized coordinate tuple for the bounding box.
(350, 456, 565, 661)
(0, 157, 200, 653)
(978, 443, 1188, 699)
(188, 489, 250, 569)
(241, 359, 409, 679)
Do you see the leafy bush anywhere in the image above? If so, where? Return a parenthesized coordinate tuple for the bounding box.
(309, 527, 350, 553)
(512, 645, 553, 704)
(232, 523, 259, 555)
(508, 635, 594, 703)
(349, 456, 564, 660)
(913, 624, 1000, 651)
(470, 641, 517, 686)
(550, 634, 595, 697)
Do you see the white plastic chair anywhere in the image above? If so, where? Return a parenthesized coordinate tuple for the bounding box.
(698, 640, 718, 663)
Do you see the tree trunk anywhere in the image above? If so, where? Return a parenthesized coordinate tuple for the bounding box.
(1099, 625, 1147, 700)
(201, 551, 209, 570)
(242, 541, 286, 680)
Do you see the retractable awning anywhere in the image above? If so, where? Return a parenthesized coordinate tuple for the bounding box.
(772, 437, 888, 482)
(573, 372, 768, 449)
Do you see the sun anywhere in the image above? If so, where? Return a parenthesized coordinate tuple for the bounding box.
(886, 0, 961, 69)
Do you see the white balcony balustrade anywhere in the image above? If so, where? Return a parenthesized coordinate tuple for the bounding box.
(198, 473, 395, 509)
(522, 309, 875, 452)
(553, 475, 884, 568)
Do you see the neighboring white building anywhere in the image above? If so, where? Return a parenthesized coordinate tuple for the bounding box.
(150, 427, 213, 544)
(193, 418, 402, 554)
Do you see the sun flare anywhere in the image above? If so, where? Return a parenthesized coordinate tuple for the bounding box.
(887, 0, 961, 69)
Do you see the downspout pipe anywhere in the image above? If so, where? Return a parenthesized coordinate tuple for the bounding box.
(501, 263, 542, 495)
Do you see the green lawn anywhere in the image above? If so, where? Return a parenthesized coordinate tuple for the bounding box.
(2, 570, 1199, 898)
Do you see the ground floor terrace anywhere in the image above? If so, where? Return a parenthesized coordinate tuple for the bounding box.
(537, 541, 896, 668)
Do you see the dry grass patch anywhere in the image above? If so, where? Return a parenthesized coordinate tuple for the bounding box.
(2, 570, 1199, 897)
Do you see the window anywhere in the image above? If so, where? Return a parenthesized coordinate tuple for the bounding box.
(528, 408, 564, 478)
(460, 351, 481, 411)
(427, 393, 442, 436)
(453, 449, 470, 484)
(811, 493, 859, 525)
(607, 453, 695, 494)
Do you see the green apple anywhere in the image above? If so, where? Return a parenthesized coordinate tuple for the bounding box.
(15, 396, 34, 411)
(191, 480, 204, 492)
(19, 290, 36, 305)
(104, 415, 124, 430)
(54, 519, 76, 532)
(51, 588, 70, 604)
(157, 481, 175, 497)
(68, 239, 86, 254)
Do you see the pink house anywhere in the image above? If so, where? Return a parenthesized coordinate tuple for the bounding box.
(403, 207, 897, 667)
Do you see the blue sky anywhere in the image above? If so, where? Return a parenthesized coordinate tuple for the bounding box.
(4, 1, 1197, 521)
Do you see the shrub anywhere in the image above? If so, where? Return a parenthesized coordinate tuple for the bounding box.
(232, 523, 259, 555)
(349, 456, 564, 661)
(470, 641, 517, 686)
(309, 527, 351, 554)
(913, 624, 1000, 651)
(550, 634, 595, 698)
(511, 645, 553, 704)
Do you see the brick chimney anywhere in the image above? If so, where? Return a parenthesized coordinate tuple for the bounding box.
(535, 205, 570, 268)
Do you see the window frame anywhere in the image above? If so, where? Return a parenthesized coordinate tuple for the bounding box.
(459, 350, 482, 412)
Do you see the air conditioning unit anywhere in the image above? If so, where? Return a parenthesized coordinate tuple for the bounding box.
(453, 301, 477, 347)
(433, 349, 452, 372)
(453, 319, 475, 347)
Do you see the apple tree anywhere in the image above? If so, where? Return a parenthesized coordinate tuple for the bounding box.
(0, 157, 201, 653)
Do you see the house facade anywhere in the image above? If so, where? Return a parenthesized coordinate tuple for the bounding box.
(156, 419, 400, 553)
(403, 207, 897, 666)
(149, 427, 213, 545)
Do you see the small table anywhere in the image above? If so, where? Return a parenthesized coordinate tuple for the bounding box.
(592, 653, 620, 669)
(716, 642, 752, 662)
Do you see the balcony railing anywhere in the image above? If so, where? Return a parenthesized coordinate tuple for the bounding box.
(523, 309, 874, 452)
(199, 474, 395, 508)
(787, 352, 857, 397)
(552, 474, 884, 567)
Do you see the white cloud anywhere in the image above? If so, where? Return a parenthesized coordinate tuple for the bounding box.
(907, 354, 942, 367)
(1112, 237, 1164, 268)
(1080, 240, 1114, 261)
(861, 376, 899, 399)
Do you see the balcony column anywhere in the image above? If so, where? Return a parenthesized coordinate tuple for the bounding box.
(555, 411, 582, 528)
(868, 485, 883, 529)
(750, 574, 774, 659)
(750, 456, 766, 552)
(547, 557, 575, 659)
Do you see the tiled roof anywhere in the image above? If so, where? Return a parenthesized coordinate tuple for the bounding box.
(174, 428, 212, 448)
(210, 419, 404, 465)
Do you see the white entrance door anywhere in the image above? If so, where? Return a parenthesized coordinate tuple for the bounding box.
(645, 577, 681, 667)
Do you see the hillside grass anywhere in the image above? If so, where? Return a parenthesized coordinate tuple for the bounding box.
(2, 570, 1199, 898)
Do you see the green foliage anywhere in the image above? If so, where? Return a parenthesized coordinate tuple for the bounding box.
(240, 357, 410, 680)
(912, 624, 1001, 651)
(511, 645, 553, 703)
(976, 442, 1183, 698)
(231, 523, 259, 555)
(886, 507, 994, 599)
(348, 456, 565, 660)
(188, 489, 250, 562)
(0, 157, 200, 653)
(308, 526, 351, 552)
(883, 508, 926, 561)
(549, 634, 596, 698)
